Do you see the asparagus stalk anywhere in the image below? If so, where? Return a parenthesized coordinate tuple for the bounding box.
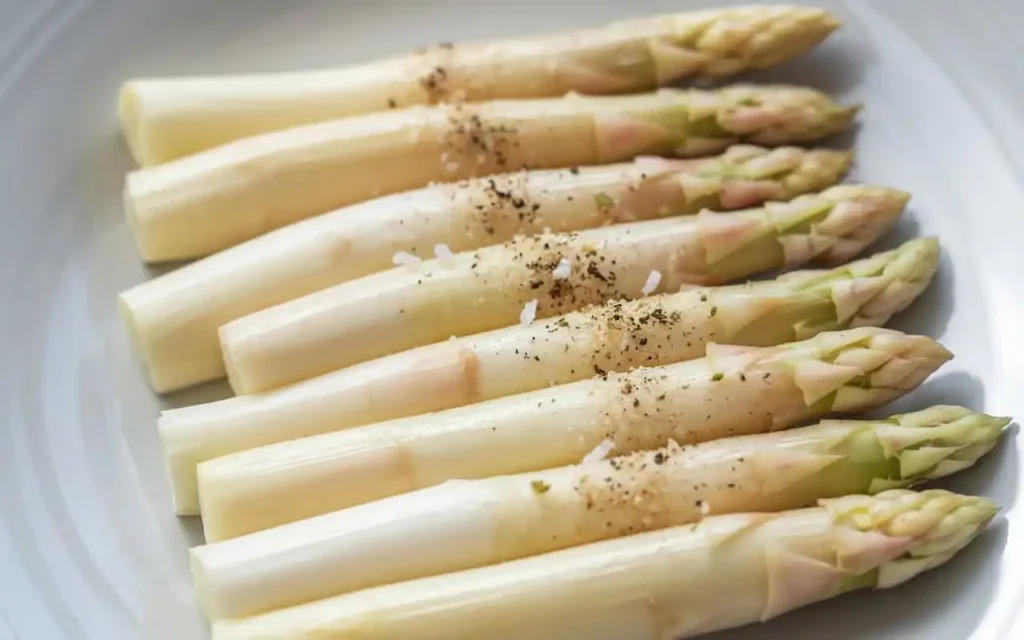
(196, 239, 940, 538)
(166, 325, 947, 518)
(209, 489, 997, 639)
(126, 85, 858, 261)
(193, 407, 1003, 619)
(120, 6, 840, 165)
(119, 146, 852, 393)
(220, 185, 905, 393)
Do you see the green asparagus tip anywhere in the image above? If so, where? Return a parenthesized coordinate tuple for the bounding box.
(865, 405, 1010, 487)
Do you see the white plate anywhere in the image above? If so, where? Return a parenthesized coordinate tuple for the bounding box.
(1, 1, 1023, 638)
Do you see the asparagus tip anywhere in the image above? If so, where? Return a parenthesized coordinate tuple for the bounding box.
(824, 489, 998, 590)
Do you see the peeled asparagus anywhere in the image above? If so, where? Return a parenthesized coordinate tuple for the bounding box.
(119, 6, 840, 165)
(126, 85, 857, 261)
(195, 239, 940, 538)
(118, 146, 852, 393)
(167, 324, 946, 519)
(193, 407, 1002, 619)
(220, 185, 906, 393)
(210, 489, 997, 640)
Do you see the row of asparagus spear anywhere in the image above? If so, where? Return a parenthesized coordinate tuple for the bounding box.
(113, 5, 1004, 639)
(166, 238, 938, 516)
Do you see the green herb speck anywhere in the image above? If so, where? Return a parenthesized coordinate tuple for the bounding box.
(531, 480, 551, 494)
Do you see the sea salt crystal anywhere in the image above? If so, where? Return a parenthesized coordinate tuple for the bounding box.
(552, 257, 572, 280)
(641, 270, 662, 296)
(392, 251, 422, 266)
(519, 299, 538, 326)
(582, 439, 615, 464)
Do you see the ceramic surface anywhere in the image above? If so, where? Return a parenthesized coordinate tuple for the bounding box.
(0, 1, 1022, 638)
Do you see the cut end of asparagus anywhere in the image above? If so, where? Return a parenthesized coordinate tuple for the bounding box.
(827, 406, 1009, 491)
(823, 489, 998, 588)
(118, 290, 146, 362)
(190, 549, 219, 619)
(123, 171, 165, 262)
(119, 286, 206, 394)
(123, 175, 140, 233)
(118, 82, 148, 165)
(711, 85, 860, 146)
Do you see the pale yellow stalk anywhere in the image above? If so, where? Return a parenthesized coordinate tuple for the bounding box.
(120, 6, 840, 164)
(220, 185, 905, 393)
(209, 490, 997, 638)
(195, 239, 941, 538)
(125, 85, 857, 261)
(119, 146, 851, 393)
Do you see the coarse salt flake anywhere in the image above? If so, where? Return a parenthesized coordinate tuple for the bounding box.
(434, 243, 454, 259)
(392, 251, 422, 266)
(641, 270, 662, 296)
(699, 500, 711, 516)
(519, 299, 538, 327)
(552, 257, 572, 280)
(582, 438, 615, 464)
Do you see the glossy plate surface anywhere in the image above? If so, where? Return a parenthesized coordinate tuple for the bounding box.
(0, 1, 1022, 638)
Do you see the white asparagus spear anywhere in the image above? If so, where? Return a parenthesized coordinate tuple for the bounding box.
(210, 489, 998, 640)
(195, 239, 940, 538)
(166, 253, 937, 518)
(192, 407, 1005, 619)
(119, 6, 840, 165)
(119, 146, 851, 393)
(166, 325, 947, 522)
(219, 185, 907, 393)
(125, 85, 857, 261)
